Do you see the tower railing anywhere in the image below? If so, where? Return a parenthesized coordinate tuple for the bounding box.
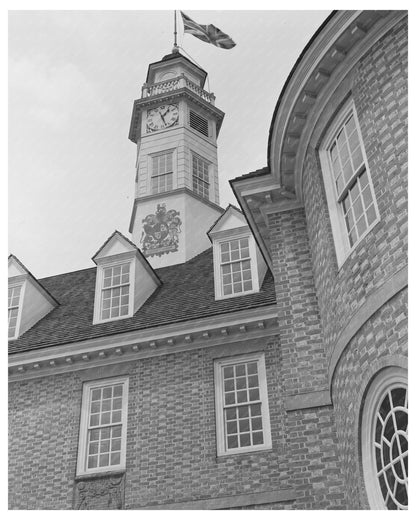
(141, 74, 216, 105)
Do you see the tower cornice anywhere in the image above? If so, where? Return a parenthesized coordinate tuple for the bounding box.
(129, 87, 224, 143)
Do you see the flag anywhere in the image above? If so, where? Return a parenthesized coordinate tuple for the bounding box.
(180, 11, 236, 49)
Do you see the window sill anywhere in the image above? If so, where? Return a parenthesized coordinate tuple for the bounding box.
(215, 289, 260, 301)
(216, 446, 273, 461)
(93, 313, 134, 325)
(75, 469, 126, 481)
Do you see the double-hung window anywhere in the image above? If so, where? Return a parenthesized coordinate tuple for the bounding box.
(101, 263, 130, 320)
(192, 154, 210, 199)
(320, 101, 379, 265)
(152, 152, 173, 194)
(220, 237, 253, 296)
(214, 353, 272, 456)
(8, 284, 23, 339)
(77, 377, 129, 476)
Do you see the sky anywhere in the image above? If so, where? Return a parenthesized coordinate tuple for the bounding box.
(9, 10, 331, 278)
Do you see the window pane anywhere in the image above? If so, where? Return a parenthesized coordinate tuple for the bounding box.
(220, 359, 267, 452)
(192, 154, 210, 199)
(84, 381, 126, 472)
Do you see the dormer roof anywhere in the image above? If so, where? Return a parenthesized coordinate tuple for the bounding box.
(207, 204, 248, 240)
(8, 254, 59, 340)
(92, 230, 161, 286)
(8, 254, 59, 307)
(8, 247, 275, 354)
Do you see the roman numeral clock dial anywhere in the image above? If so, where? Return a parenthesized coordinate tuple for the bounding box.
(146, 104, 179, 132)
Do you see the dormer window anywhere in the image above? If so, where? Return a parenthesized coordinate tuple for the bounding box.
(8, 255, 58, 341)
(8, 283, 23, 339)
(92, 231, 161, 325)
(192, 153, 210, 199)
(208, 205, 267, 301)
(220, 238, 253, 296)
(101, 263, 131, 320)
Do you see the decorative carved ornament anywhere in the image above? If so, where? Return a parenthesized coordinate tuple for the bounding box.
(74, 473, 125, 510)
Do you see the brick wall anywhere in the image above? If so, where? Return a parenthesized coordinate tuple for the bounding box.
(9, 334, 347, 510)
(268, 207, 327, 395)
(302, 17, 408, 362)
(8, 372, 81, 509)
(331, 289, 407, 508)
(297, 17, 408, 509)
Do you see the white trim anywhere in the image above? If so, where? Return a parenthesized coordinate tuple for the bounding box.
(76, 376, 129, 477)
(214, 352, 272, 457)
(8, 281, 26, 340)
(319, 99, 380, 267)
(93, 257, 135, 324)
(213, 232, 260, 300)
(361, 366, 408, 510)
(147, 147, 178, 195)
(190, 149, 212, 201)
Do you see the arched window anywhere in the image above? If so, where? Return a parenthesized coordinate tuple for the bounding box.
(361, 366, 408, 509)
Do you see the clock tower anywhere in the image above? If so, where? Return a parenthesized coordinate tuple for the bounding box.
(128, 48, 225, 268)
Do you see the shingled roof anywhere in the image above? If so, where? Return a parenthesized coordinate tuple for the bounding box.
(8, 247, 276, 355)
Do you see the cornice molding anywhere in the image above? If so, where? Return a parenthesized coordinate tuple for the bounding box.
(9, 305, 278, 382)
(129, 187, 224, 233)
(294, 10, 407, 200)
(269, 10, 406, 200)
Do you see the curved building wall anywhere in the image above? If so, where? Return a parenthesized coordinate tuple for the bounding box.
(331, 289, 407, 508)
(302, 16, 407, 373)
(300, 16, 407, 509)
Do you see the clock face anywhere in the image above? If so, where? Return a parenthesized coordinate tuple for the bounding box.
(146, 104, 179, 132)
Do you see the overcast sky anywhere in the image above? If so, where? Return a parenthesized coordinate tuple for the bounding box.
(9, 10, 331, 278)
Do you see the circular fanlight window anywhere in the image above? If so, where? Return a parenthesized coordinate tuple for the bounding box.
(361, 367, 408, 510)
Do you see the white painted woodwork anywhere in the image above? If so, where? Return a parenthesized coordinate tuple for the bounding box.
(130, 52, 224, 269)
(8, 256, 57, 339)
(92, 231, 160, 324)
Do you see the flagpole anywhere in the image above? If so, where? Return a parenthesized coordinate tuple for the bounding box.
(173, 10, 178, 50)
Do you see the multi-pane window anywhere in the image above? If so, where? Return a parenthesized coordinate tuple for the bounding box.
(362, 367, 408, 510)
(215, 354, 271, 455)
(152, 152, 173, 194)
(77, 378, 128, 475)
(220, 238, 253, 296)
(8, 284, 22, 339)
(101, 263, 130, 320)
(192, 154, 210, 199)
(327, 109, 378, 248)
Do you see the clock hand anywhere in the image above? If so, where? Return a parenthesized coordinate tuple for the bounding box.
(160, 112, 166, 125)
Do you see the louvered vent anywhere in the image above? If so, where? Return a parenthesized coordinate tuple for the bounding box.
(189, 111, 209, 137)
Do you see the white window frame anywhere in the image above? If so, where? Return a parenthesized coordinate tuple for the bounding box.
(191, 152, 211, 200)
(93, 258, 135, 324)
(8, 281, 25, 340)
(151, 150, 174, 194)
(213, 232, 260, 300)
(77, 377, 129, 477)
(361, 366, 408, 510)
(147, 148, 177, 195)
(319, 100, 380, 267)
(214, 352, 272, 457)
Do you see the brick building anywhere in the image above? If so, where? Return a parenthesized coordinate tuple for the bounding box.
(9, 11, 407, 509)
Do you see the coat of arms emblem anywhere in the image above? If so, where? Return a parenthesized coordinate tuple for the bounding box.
(141, 203, 182, 257)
